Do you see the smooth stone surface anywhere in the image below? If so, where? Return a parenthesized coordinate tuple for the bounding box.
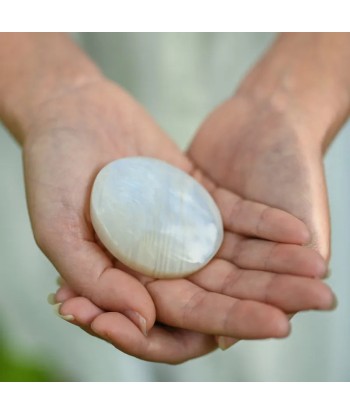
(90, 157, 224, 278)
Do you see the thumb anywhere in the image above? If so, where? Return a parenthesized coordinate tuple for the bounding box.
(38, 230, 156, 336)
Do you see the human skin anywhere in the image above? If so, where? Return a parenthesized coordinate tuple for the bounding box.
(0, 33, 341, 363)
(187, 33, 350, 348)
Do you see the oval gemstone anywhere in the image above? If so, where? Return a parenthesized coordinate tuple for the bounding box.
(90, 157, 223, 278)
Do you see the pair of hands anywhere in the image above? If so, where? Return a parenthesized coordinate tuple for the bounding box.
(24, 78, 334, 363)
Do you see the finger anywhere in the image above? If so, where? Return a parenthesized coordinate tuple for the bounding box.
(213, 188, 310, 244)
(91, 312, 217, 364)
(217, 232, 326, 278)
(56, 294, 219, 363)
(55, 285, 77, 302)
(59, 297, 104, 326)
(146, 279, 290, 339)
(215, 336, 239, 351)
(189, 259, 335, 312)
(55, 296, 106, 340)
(41, 234, 156, 336)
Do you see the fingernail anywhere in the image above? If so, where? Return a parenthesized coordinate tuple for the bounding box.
(324, 268, 332, 279)
(52, 303, 75, 322)
(330, 294, 338, 310)
(56, 276, 64, 286)
(216, 336, 237, 351)
(124, 310, 148, 336)
(47, 293, 56, 305)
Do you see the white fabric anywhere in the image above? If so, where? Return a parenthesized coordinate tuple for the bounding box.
(1, 33, 349, 381)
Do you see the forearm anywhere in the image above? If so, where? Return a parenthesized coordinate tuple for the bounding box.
(237, 33, 350, 151)
(0, 33, 102, 143)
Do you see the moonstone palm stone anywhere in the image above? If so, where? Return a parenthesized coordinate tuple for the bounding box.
(90, 157, 224, 278)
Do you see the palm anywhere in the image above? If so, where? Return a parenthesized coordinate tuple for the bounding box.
(188, 96, 330, 259)
(29, 81, 332, 363)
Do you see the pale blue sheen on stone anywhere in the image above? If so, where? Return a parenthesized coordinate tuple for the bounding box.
(90, 157, 224, 278)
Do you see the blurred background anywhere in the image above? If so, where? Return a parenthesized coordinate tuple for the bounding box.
(1, 33, 350, 381)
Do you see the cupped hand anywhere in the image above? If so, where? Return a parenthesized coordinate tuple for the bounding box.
(187, 93, 336, 351)
(26, 79, 333, 363)
(188, 94, 331, 259)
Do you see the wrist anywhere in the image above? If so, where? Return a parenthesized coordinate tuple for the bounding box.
(0, 33, 103, 144)
(236, 33, 350, 153)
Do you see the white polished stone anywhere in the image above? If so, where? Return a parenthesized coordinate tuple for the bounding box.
(90, 157, 223, 278)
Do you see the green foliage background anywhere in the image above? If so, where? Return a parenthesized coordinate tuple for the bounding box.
(0, 326, 64, 382)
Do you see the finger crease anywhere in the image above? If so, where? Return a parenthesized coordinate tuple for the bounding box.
(229, 197, 244, 230)
(182, 290, 207, 328)
(256, 206, 270, 237)
(264, 243, 279, 272)
(263, 274, 278, 305)
(221, 267, 244, 295)
(232, 239, 246, 265)
(222, 299, 241, 334)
